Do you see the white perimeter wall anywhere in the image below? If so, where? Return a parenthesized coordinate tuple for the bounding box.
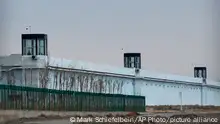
(1, 55, 220, 106)
(136, 79, 220, 106)
(1, 68, 220, 106)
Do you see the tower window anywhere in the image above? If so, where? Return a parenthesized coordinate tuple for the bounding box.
(123, 53, 141, 69)
(124, 57, 128, 67)
(24, 39, 33, 55)
(135, 56, 140, 68)
(131, 57, 134, 68)
(199, 70, 202, 78)
(38, 39, 45, 55)
(32, 39, 36, 55)
(22, 34, 48, 56)
(194, 67, 207, 79)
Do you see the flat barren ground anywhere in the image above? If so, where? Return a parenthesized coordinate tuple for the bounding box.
(2, 106, 220, 124)
(8, 112, 220, 124)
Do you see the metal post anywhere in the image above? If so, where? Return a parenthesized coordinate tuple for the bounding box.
(179, 92, 182, 111)
(22, 57, 24, 86)
(30, 68, 32, 86)
(29, 26, 31, 34)
(201, 78, 206, 106)
(132, 80, 136, 95)
(121, 48, 124, 66)
(0, 65, 2, 79)
(201, 84, 203, 106)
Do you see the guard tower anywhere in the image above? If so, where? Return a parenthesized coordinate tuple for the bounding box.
(194, 67, 207, 79)
(21, 34, 48, 56)
(124, 53, 141, 69)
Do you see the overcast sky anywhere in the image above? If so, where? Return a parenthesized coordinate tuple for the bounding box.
(0, 0, 220, 80)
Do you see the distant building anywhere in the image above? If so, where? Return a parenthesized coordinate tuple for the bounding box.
(0, 34, 220, 106)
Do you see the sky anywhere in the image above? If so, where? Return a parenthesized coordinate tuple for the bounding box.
(0, 0, 220, 80)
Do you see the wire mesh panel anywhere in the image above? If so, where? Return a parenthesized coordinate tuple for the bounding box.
(0, 84, 145, 112)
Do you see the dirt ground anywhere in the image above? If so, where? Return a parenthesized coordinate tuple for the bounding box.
(8, 112, 220, 124)
(2, 106, 220, 124)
